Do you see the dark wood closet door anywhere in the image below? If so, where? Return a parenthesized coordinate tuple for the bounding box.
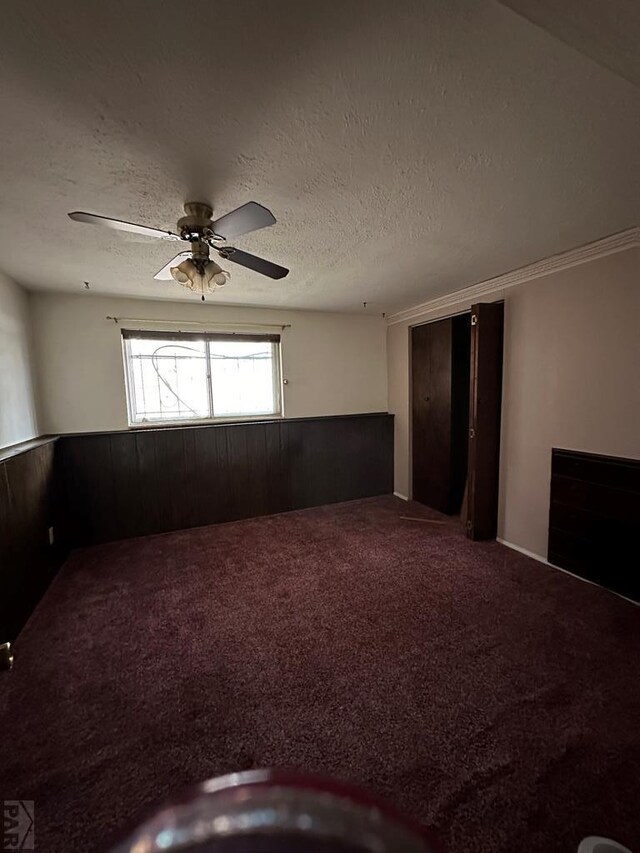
(466, 302, 504, 540)
(412, 318, 452, 512)
(412, 315, 470, 514)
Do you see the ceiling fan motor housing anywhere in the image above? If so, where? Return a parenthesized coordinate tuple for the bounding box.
(177, 202, 220, 244)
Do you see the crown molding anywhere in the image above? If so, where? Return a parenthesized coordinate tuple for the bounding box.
(387, 226, 640, 326)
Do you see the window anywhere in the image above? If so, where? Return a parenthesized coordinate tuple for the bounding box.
(122, 330, 282, 426)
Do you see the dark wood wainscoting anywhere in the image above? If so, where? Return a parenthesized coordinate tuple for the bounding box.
(548, 448, 639, 601)
(1, 415, 392, 639)
(0, 439, 65, 642)
(57, 414, 394, 547)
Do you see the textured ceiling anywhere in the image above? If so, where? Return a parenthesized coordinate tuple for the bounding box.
(0, 0, 638, 313)
(500, 0, 640, 88)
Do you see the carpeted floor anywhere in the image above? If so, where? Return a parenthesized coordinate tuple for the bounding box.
(1, 496, 639, 853)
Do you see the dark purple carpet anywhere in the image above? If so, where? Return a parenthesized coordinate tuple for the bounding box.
(1, 496, 639, 852)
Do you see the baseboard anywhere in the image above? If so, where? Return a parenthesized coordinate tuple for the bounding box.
(497, 538, 638, 607)
(496, 538, 551, 565)
(393, 491, 409, 501)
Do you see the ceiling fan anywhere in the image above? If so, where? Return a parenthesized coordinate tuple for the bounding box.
(68, 201, 289, 299)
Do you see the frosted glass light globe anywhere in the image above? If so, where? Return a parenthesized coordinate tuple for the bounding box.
(170, 259, 196, 285)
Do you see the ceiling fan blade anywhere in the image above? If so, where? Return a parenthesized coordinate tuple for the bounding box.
(153, 252, 191, 280)
(212, 202, 276, 239)
(69, 211, 182, 241)
(219, 247, 289, 280)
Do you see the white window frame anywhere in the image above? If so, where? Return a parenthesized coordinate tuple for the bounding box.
(122, 330, 283, 428)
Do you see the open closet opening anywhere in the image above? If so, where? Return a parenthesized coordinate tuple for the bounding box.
(411, 302, 504, 539)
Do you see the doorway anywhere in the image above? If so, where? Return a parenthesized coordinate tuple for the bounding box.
(411, 302, 504, 540)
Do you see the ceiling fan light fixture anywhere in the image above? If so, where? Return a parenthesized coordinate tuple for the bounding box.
(170, 258, 230, 295)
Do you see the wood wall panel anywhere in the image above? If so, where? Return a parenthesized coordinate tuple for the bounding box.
(0, 440, 64, 642)
(286, 415, 393, 510)
(548, 448, 639, 601)
(57, 414, 394, 547)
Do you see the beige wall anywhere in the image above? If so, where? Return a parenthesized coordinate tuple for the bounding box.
(388, 247, 640, 559)
(0, 272, 38, 448)
(31, 293, 388, 434)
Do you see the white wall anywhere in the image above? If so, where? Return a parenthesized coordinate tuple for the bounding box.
(30, 294, 388, 434)
(0, 272, 38, 448)
(388, 246, 640, 559)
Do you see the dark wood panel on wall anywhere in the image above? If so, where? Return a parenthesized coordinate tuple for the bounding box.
(0, 440, 65, 643)
(548, 448, 640, 602)
(57, 414, 394, 547)
(412, 314, 470, 514)
(286, 415, 393, 510)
